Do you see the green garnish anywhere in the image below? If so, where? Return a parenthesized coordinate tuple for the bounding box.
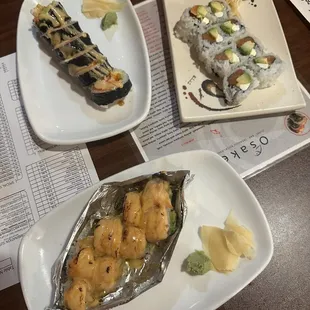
(184, 250, 211, 275)
(101, 12, 118, 31)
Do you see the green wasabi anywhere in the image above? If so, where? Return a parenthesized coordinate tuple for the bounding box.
(184, 250, 211, 275)
(101, 12, 118, 31)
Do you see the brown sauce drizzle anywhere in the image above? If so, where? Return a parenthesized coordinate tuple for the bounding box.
(188, 92, 240, 111)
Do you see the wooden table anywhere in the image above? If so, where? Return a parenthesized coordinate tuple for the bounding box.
(0, 0, 310, 309)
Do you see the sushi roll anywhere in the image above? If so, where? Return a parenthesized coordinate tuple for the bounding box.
(174, 5, 216, 44)
(120, 226, 147, 259)
(32, 1, 132, 106)
(207, 0, 232, 23)
(195, 25, 233, 65)
(247, 54, 285, 89)
(223, 66, 259, 105)
(210, 44, 242, 77)
(140, 179, 174, 243)
(235, 35, 264, 57)
(287, 112, 308, 134)
(219, 18, 246, 39)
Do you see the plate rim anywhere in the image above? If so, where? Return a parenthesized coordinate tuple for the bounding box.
(18, 150, 274, 310)
(163, 0, 306, 123)
(16, 0, 152, 145)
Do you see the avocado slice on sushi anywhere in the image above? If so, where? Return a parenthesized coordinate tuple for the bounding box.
(224, 49, 240, 63)
(209, 1, 224, 14)
(189, 5, 210, 24)
(236, 72, 252, 86)
(228, 69, 252, 91)
(215, 48, 240, 64)
(254, 56, 276, 69)
(240, 41, 255, 56)
(220, 20, 241, 34)
(237, 37, 256, 56)
(202, 27, 223, 43)
(190, 5, 208, 19)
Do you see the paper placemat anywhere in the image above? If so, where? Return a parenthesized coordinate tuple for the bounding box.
(131, 0, 310, 179)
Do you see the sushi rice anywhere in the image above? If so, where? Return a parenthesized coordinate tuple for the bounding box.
(247, 53, 285, 89)
(194, 23, 234, 62)
(223, 66, 259, 105)
(207, 42, 246, 77)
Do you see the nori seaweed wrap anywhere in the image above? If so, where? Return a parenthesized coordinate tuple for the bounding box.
(32, 1, 132, 106)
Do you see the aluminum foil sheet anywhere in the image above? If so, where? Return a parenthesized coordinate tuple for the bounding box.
(47, 170, 192, 310)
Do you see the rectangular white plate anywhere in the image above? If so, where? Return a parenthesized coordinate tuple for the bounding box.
(163, 0, 305, 122)
(17, 0, 151, 145)
(19, 150, 273, 310)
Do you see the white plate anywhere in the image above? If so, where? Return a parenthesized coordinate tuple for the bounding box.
(163, 0, 305, 122)
(19, 150, 273, 310)
(17, 0, 151, 145)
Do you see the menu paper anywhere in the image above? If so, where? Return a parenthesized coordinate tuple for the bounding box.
(132, 0, 310, 178)
(0, 54, 99, 290)
(289, 0, 310, 23)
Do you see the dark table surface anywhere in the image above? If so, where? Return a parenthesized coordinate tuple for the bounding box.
(0, 0, 310, 309)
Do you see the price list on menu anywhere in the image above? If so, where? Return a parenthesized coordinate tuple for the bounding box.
(26, 148, 93, 218)
(15, 106, 54, 155)
(0, 191, 34, 246)
(0, 53, 99, 291)
(0, 95, 22, 185)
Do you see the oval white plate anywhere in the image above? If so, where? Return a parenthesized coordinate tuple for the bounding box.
(17, 0, 151, 145)
(19, 150, 273, 310)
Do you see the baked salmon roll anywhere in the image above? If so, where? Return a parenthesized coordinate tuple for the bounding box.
(120, 226, 147, 259)
(123, 191, 142, 228)
(93, 217, 123, 258)
(140, 179, 176, 243)
(64, 279, 94, 310)
(92, 257, 123, 294)
(68, 248, 95, 281)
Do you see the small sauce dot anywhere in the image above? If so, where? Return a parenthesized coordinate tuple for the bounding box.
(117, 100, 125, 106)
(182, 85, 187, 90)
(183, 92, 186, 95)
(185, 97, 188, 99)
